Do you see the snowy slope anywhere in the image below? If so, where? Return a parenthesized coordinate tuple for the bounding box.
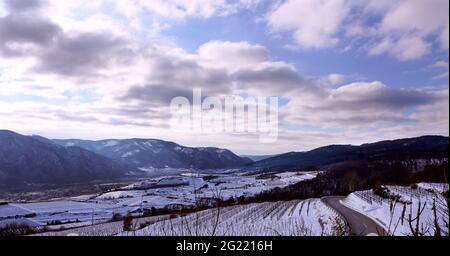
(0, 130, 138, 190)
(341, 184, 449, 236)
(0, 171, 319, 230)
(53, 138, 252, 170)
(122, 199, 346, 236)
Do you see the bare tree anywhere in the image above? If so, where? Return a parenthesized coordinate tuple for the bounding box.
(210, 187, 223, 236)
(432, 198, 441, 236)
(408, 200, 427, 236)
(191, 172, 200, 236)
(387, 198, 398, 235)
(343, 171, 359, 192)
(123, 214, 133, 232)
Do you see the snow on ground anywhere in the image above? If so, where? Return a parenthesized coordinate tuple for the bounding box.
(417, 183, 449, 193)
(8, 201, 118, 225)
(103, 140, 119, 147)
(341, 184, 449, 236)
(121, 199, 345, 236)
(96, 191, 137, 200)
(275, 172, 318, 184)
(35, 215, 170, 236)
(0, 171, 319, 230)
(0, 218, 40, 228)
(0, 204, 33, 219)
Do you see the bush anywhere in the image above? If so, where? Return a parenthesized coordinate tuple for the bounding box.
(47, 220, 62, 226)
(0, 223, 36, 236)
(373, 185, 390, 198)
(111, 213, 123, 222)
(123, 215, 133, 232)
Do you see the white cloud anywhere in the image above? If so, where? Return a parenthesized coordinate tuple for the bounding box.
(325, 73, 346, 86)
(0, 0, 448, 154)
(431, 60, 449, 69)
(265, 0, 449, 60)
(429, 60, 449, 79)
(378, 0, 447, 34)
(441, 26, 449, 51)
(266, 0, 349, 49)
(368, 35, 431, 61)
(284, 80, 448, 131)
(115, 0, 141, 18)
(198, 41, 268, 70)
(135, 0, 260, 20)
(433, 71, 449, 80)
(369, 0, 448, 60)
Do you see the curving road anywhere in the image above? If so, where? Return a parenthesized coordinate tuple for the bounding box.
(322, 196, 386, 236)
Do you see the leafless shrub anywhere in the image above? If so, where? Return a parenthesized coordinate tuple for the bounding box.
(210, 187, 223, 236)
(0, 223, 36, 236)
(407, 200, 428, 236)
(123, 215, 133, 232)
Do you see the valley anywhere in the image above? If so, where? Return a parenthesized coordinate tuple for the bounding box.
(0, 131, 448, 237)
(18, 182, 448, 237)
(0, 170, 319, 232)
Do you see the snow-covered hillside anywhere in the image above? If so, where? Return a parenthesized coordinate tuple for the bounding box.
(120, 199, 346, 236)
(0, 171, 319, 230)
(341, 183, 449, 236)
(53, 138, 252, 170)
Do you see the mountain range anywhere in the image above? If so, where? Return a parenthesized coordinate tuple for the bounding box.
(0, 130, 251, 190)
(245, 135, 449, 171)
(52, 139, 252, 170)
(0, 130, 139, 190)
(240, 154, 277, 162)
(0, 129, 448, 191)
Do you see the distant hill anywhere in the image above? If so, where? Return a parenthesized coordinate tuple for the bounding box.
(2, 130, 448, 192)
(0, 130, 140, 191)
(53, 139, 253, 170)
(246, 136, 449, 171)
(240, 154, 277, 162)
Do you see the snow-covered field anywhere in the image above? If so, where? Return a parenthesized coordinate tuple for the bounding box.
(341, 183, 449, 236)
(35, 215, 170, 236)
(0, 204, 33, 219)
(4, 170, 446, 236)
(119, 199, 346, 236)
(417, 183, 449, 193)
(0, 171, 319, 230)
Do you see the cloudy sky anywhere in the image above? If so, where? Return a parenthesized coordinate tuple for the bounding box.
(0, 0, 448, 154)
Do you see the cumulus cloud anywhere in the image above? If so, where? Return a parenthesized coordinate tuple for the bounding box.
(0, 14, 61, 56)
(368, 35, 431, 61)
(120, 85, 196, 106)
(265, 0, 449, 60)
(0, 0, 448, 153)
(266, 0, 349, 49)
(117, 49, 232, 105)
(117, 0, 261, 20)
(377, 0, 448, 36)
(330, 82, 440, 110)
(429, 60, 449, 79)
(231, 62, 311, 96)
(4, 0, 44, 12)
(34, 32, 132, 77)
(368, 0, 448, 60)
(285, 81, 448, 128)
(198, 41, 268, 70)
(325, 74, 346, 86)
(431, 60, 449, 69)
(0, 0, 137, 78)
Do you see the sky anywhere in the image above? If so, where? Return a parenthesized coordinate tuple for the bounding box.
(0, 0, 448, 155)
